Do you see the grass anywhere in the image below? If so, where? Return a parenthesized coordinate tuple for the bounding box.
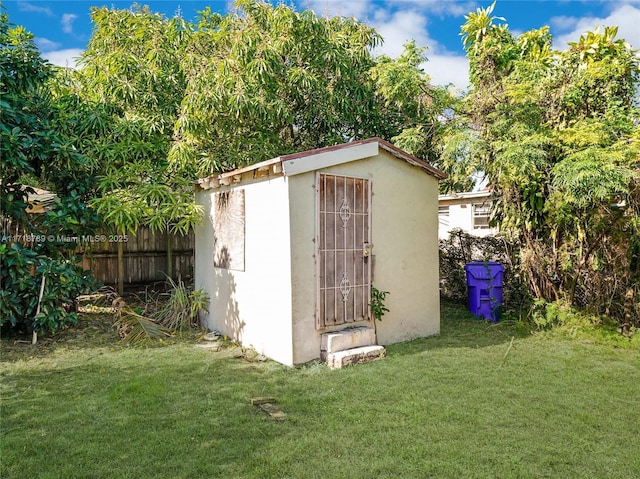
(2, 301, 639, 478)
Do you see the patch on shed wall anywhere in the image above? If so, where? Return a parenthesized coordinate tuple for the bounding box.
(213, 190, 245, 271)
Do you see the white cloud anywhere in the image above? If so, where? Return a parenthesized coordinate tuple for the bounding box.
(372, 9, 432, 58)
(421, 54, 470, 91)
(388, 0, 476, 18)
(367, 7, 470, 89)
(35, 37, 61, 52)
(549, 15, 580, 32)
(61, 13, 78, 34)
(302, 1, 470, 90)
(304, 0, 374, 20)
(17, 1, 54, 16)
(551, 3, 640, 50)
(42, 48, 83, 69)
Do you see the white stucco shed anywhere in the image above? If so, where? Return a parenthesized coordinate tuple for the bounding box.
(194, 137, 447, 366)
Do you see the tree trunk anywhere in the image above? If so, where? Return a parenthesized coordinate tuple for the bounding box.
(117, 237, 124, 296)
(166, 232, 173, 280)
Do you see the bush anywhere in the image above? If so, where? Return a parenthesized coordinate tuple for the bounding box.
(0, 242, 98, 335)
(112, 278, 210, 344)
(154, 277, 210, 331)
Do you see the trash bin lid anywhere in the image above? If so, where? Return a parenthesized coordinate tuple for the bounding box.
(464, 262, 504, 280)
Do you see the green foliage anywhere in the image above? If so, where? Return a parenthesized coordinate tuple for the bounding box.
(76, 5, 198, 235)
(113, 278, 209, 343)
(460, 4, 640, 325)
(1, 11, 54, 222)
(173, 0, 384, 176)
(0, 243, 98, 335)
(65, 0, 460, 233)
(371, 41, 469, 192)
(531, 299, 638, 349)
(154, 277, 210, 331)
(0, 12, 99, 336)
(370, 286, 390, 321)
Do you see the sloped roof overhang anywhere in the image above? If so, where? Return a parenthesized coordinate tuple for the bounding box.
(196, 137, 447, 190)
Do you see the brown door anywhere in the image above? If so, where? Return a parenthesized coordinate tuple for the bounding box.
(316, 173, 372, 329)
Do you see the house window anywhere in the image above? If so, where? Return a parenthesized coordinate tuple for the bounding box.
(438, 205, 449, 227)
(472, 204, 491, 229)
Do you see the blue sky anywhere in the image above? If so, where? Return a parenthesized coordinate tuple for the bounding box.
(3, 0, 640, 90)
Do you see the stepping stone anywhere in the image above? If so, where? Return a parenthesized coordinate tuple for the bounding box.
(251, 397, 286, 420)
(203, 331, 221, 341)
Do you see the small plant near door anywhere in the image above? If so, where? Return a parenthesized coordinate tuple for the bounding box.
(370, 286, 390, 321)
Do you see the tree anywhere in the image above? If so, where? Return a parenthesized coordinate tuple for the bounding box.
(371, 40, 475, 192)
(461, 4, 640, 323)
(73, 0, 459, 292)
(171, 0, 385, 177)
(76, 5, 200, 293)
(1, 11, 98, 336)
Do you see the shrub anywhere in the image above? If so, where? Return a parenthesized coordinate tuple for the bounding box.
(531, 299, 639, 350)
(0, 242, 98, 335)
(112, 278, 210, 344)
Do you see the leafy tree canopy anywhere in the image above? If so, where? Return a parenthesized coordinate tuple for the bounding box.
(171, 0, 385, 177)
(77, 4, 198, 235)
(1, 10, 98, 335)
(461, 2, 639, 321)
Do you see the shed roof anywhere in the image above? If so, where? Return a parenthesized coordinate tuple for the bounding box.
(196, 137, 447, 190)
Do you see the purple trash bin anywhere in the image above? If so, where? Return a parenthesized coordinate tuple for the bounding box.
(463, 262, 504, 322)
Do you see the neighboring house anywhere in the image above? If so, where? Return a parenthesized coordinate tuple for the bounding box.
(1, 186, 56, 232)
(194, 137, 447, 366)
(25, 187, 57, 213)
(438, 190, 497, 239)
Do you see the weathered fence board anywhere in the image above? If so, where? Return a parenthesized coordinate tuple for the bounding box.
(78, 228, 194, 285)
(2, 212, 194, 286)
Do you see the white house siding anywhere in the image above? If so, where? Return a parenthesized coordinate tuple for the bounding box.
(438, 192, 497, 239)
(288, 151, 441, 364)
(195, 176, 295, 365)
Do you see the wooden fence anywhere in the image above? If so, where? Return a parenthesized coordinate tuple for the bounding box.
(2, 214, 194, 286)
(78, 228, 194, 286)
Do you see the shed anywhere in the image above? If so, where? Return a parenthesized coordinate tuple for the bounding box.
(194, 137, 446, 366)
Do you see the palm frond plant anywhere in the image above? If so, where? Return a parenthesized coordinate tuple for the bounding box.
(154, 277, 209, 331)
(113, 298, 171, 344)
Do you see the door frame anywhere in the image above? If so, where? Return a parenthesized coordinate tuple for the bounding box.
(315, 172, 372, 329)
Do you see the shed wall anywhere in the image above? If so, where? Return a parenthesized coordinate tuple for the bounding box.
(288, 151, 440, 364)
(195, 177, 294, 365)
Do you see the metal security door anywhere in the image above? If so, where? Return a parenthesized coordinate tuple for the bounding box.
(316, 173, 372, 329)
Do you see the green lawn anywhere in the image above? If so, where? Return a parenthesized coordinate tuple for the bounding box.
(2, 302, 639, 478)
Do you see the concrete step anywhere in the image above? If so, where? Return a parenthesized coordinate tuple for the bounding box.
(321, 326, 376, 360)
(326, 345, 386, 369)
